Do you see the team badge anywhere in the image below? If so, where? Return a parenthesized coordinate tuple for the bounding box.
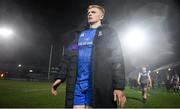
(80, 33, 85, 37)
(98, 31, 103, 37)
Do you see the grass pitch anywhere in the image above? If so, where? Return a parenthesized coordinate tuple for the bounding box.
(0, 79, 180, 108)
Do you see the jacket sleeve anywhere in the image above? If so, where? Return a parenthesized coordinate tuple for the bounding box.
(54, 50, 70, 83)
(109, 29, 125, 90)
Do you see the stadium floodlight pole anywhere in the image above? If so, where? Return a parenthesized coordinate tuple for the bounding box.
(62, 45, 64, 56)
(48, 44, 53, 80)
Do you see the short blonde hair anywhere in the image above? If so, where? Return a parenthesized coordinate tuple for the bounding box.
(87, 5, 105, 15)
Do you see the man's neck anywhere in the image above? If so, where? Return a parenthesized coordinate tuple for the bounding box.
(89, 21, 102, 29)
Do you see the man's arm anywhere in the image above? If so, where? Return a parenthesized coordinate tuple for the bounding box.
(137, 73, 141, 85)
(177, 76, 179, 84)
(51, 79, 61, 96)
(109, 29, 126, 106)
(148, 73, 152, 87)
(171, 76, 174, 83)
(51, 50, 69, 96)
(110, 30, 125, 90)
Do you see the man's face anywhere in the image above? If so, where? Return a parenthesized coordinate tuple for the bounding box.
(87, 8, 104, 24)
(142, 67, 146, 73)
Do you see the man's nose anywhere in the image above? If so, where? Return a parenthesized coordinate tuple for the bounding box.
(88, 13, 92, 16)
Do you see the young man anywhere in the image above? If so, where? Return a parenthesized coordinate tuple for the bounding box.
(171, 73, 179, 93)
(137, 66, 152, 103)
(51, 5, 125, 108)
(165, 74, 171, 92)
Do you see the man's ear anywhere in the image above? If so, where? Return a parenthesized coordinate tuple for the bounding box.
(100, 15, 104, 20)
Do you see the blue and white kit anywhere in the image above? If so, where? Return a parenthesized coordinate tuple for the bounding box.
(73, 29, 96, 105)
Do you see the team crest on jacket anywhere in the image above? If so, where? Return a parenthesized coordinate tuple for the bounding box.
(80, 33, 85, 37)
(98, 31, 103, 37)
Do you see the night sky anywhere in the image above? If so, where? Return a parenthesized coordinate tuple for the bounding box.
(0, 0, 180, 72)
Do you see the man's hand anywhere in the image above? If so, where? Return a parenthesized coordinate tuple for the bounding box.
(51, 86, 58, 96)
(113, 90, 126, 108)
(51, 79, 61, 96)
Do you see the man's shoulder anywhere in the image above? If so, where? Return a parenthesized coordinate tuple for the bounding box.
(99, 24, 114, 31)
(98, 25, 117, 38)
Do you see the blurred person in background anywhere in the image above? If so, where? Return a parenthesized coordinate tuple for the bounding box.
(138, 66, 152, 103)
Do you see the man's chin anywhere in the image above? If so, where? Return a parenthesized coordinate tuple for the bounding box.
(88, 21, 96, 24)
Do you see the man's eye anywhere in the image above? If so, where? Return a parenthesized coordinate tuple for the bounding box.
(92, 11, 96, 13)
(87, 11, 96, 15)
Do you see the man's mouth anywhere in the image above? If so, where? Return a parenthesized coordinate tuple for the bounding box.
(88, 17, 92, 19)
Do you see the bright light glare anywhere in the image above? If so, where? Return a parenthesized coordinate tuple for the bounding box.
(29, 70, 33, 73)
(124, 27, 147, 49)
(168, 68, 171, 71)
(18, 64, 22, 67)
(0, 27, 14, 38)
(1, 74, 4, 78)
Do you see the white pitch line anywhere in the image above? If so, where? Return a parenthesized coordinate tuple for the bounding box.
(23, 89, 48, 92)
(8, 88, 48, 92)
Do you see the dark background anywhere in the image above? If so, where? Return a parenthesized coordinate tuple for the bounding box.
(0, 0, 180, 73)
